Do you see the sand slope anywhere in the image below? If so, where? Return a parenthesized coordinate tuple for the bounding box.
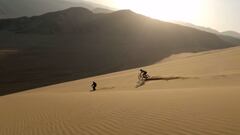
(1, 46, 240, 135)
(1, 7, 236, 95)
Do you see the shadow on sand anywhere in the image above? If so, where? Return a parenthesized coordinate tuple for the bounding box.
(98, 87, 115, 91)
(147, 76, 194, 81)
(136, 76, 198, 88)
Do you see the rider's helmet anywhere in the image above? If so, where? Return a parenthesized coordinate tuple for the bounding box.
(140, 69, 143, 72)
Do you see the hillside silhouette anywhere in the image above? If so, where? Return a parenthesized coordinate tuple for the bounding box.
(222, 31, 240, 39)
(0, 0, 110, 19)
(175, 21, 240, 44)
(0, 7, 237, 95)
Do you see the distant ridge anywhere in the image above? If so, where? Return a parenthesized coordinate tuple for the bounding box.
(0, 7, 238, 95)
(0, 0, 111, 19)
(175, 21, 240, 44)
(222, 31, 240, 39)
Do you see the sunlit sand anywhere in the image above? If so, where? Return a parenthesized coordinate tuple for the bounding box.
(1, 46, 240, 135)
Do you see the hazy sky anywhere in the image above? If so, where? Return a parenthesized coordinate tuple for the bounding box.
(82, 0, 240, 32)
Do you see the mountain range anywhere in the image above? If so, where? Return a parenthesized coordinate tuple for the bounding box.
(0, 7, 238, 95)
(0, 0, 112, 19)
(222, 31, 240, 39)
(175, 21, 240, 41)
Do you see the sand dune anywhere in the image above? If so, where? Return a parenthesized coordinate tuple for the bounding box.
(1, 46, 240, 135)
(1, 7, 237, 95)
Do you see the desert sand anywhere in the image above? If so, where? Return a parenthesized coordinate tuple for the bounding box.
(1, 46, 240, 135)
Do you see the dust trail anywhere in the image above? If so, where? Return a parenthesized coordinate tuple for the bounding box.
(147, 76, 199, 81)
(136, 76, 198, 88)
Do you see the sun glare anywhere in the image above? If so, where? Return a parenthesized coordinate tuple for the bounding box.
(113, 0, 205, 23)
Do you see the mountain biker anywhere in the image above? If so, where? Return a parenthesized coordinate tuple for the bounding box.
(139, 69, 148, 79)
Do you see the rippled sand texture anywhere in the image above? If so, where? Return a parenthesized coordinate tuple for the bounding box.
(1, 46, 240, 135)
